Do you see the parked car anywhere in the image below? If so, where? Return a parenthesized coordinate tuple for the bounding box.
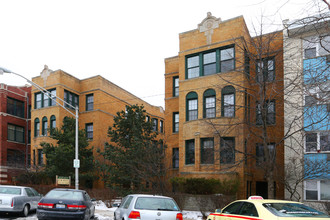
(207, 196, 330, 220)
(0, 185, 42, 217)
(37, 188, 95, 220)
(114, 194, 183, 220)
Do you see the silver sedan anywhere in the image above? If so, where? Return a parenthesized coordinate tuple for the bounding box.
(0, 185, 42, 217)
(114, 194, 183, 220)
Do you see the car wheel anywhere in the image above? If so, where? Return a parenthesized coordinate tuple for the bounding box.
(21, 205, 29, 217)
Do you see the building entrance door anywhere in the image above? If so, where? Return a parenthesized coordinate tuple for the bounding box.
(256, 181, 268, 199)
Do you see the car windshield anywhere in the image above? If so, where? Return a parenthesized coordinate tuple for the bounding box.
(135, 197, 180, 211)
(0, 187, 21, 195)
(45, 190, 83, 200)
(263, 203, 329, 217)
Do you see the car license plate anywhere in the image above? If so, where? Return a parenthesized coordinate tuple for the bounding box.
(56, 204, 65, 208)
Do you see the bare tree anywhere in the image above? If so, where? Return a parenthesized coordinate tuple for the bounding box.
(200, 7, 329, 199)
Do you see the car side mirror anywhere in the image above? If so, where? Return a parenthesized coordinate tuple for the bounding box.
(215, 209, 221, 213)
(91, 198, 96, 202)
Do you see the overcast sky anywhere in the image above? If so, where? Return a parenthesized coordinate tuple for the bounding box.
(0, 0, 323, 107)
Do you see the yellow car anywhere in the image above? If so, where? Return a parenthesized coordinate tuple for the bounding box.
(207, 196, 330, 220)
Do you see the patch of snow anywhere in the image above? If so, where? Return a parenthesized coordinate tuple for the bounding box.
(182, 210, 204, 220)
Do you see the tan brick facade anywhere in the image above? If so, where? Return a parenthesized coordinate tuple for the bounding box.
(31, 66, 164, 188)
(165, 13, 284, 199)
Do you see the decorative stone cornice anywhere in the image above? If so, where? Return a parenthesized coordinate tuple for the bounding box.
(40, 65, 53, 87)
(198, 12, 221, 44)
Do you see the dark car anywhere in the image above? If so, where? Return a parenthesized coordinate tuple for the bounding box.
(37, 188, 95, 220)
(0, 185, 42, 217)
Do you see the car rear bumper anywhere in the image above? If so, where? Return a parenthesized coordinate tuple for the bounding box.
(37, 209, 86, 219)
(0, 207, 22, 213)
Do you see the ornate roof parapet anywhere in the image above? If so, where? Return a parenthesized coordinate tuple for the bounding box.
(40, 65, 53, 86)
(198, 12, 222, 44)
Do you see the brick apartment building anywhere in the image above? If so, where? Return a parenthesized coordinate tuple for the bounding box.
(31, 65, 164, 188)
(164, 13, 284, 199)
(0, 83, 31, 184)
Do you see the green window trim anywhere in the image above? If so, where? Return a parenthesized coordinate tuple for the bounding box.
(201, 137, 214, 164)
(34, 89, 56, 109)
(86, 94, 94, 111)
(173, 112, 179, 133)
(185, 45, 235, 79)
(186, 92, 198, 121)
(50, 115, 56, 135)
(185, 139, 195, 165)
(34, 118, 40, 137)
(221, 86, 236, 117)
(42, 116, 48, 136)
(203, 89, 216, 118)
(64, 90, 79, 109)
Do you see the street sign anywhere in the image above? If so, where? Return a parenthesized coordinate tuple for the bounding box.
(73, 159, 80, 168)
(56, 175, 71, 186)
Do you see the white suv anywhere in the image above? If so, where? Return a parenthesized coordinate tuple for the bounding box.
(114, 194, 183, 220)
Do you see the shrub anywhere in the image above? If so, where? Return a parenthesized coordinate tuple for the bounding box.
(170, 177, 239, 195)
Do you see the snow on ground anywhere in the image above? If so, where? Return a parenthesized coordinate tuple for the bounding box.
(0, 201, 206, 220)
(94, 200, 206, 220)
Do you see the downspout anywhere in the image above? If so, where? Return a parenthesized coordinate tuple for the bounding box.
(25, 92, 29, 169)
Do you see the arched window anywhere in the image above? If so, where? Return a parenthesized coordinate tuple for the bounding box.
(203, 89, 216, 118)
(34, 118, 40, 137)
(221, 86, 235, 117)
(50, 115, 56, 135)
(42, 117, 48, 136)
(186, 92, 198, 121)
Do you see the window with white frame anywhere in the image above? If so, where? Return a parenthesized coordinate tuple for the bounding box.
(303, 35, 330, 59)
(304, 89, 330, 106)
(305, 131, 330, 153)
(305, 180, 330, 201)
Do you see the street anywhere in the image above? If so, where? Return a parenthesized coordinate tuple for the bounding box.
(0, 202, 116, 220)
